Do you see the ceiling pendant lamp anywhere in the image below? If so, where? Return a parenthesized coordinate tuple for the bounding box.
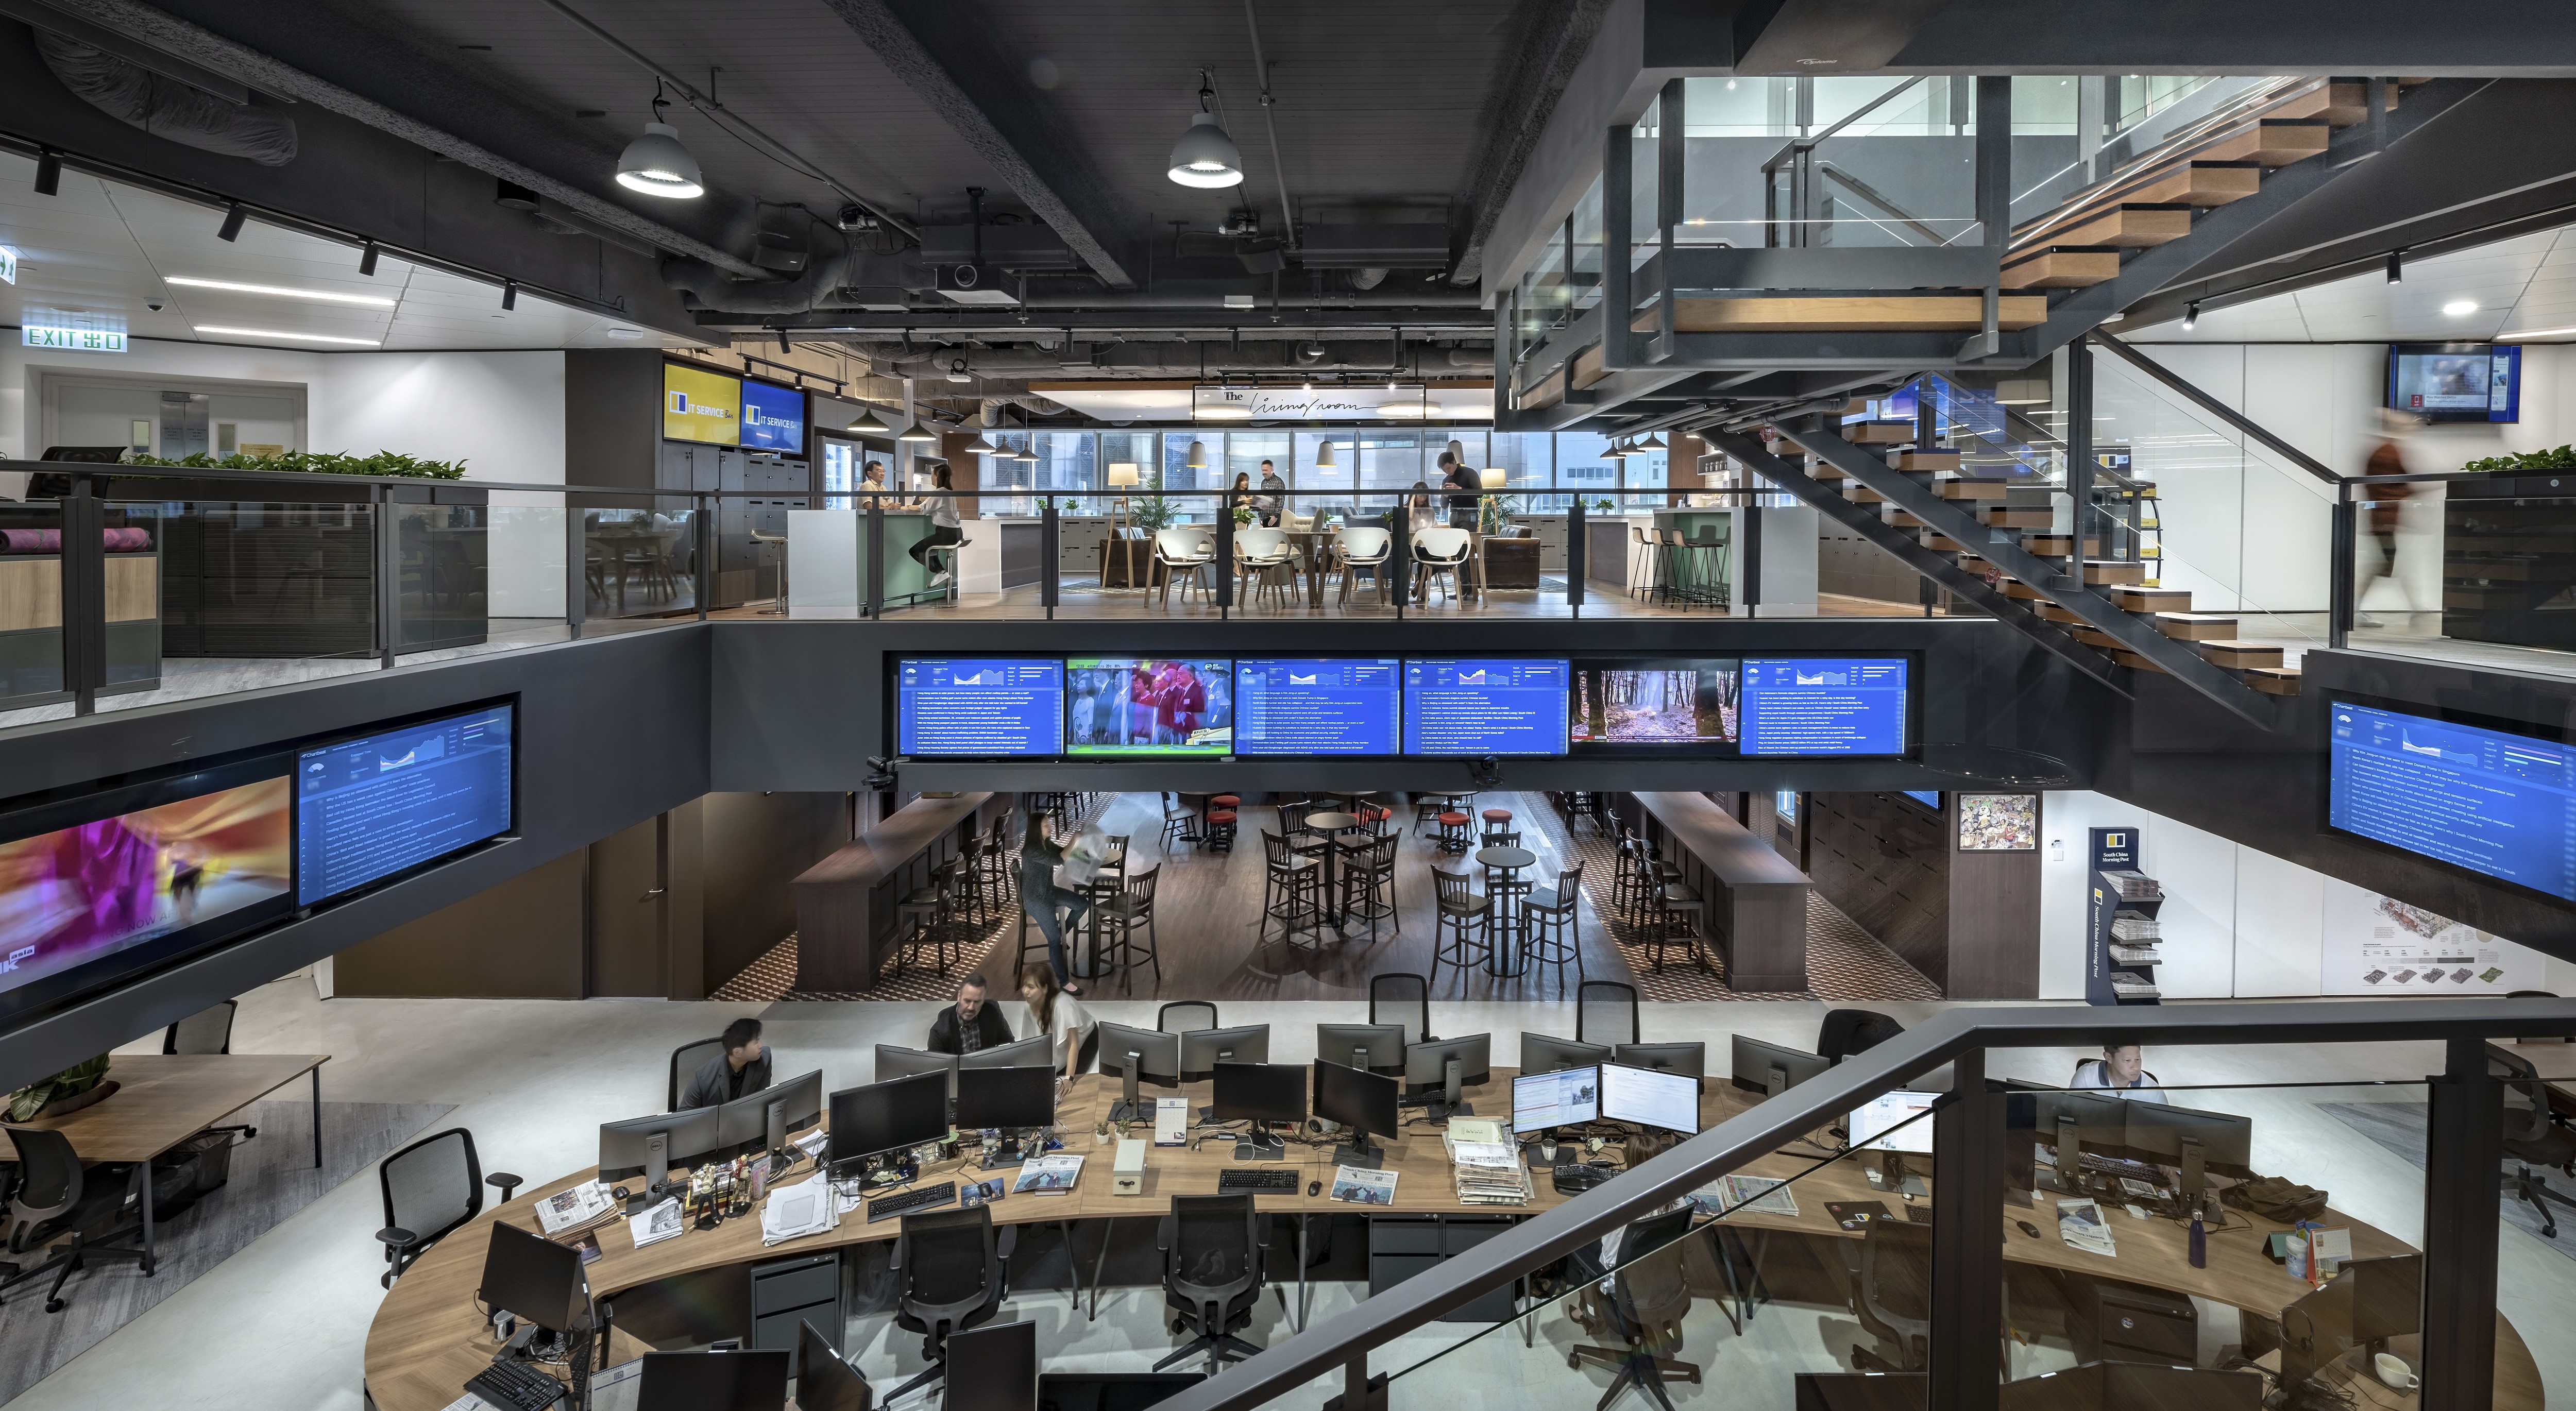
(845, 404, 890, 435)
(963, 429, 999, 456)
(1314, 439, 1338, 469)
(1640, 433, 1668, 451)
(1167, 73, 1244, 189)
(897, 418, 938, 444)
(1185, 439, 1210, 469)
(616, 86, 705, 199)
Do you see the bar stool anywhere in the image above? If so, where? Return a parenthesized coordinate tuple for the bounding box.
(1260, 831, 1326, 950)
(1641, 878, 1709, 972)
(1340, 834, 1400, 943)
(980, 813, 1016, 913)
(1436, 808, 1475, 854)
(1612, 834, 1648, 925)
(1481, 807, 1514, 836)
(1430, 868, 1493, 984)
(1095, 865, 1161, 993)
(1206, 794, 1241, 853)
(893, 870, 960, 977)
(1416, 791, 1464, 836)
(1524, 862, 1585, 997)
(1626, 524, 1655, 600)
(1681, 523, 1730, 608)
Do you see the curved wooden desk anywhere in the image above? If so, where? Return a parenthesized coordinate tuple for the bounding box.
(362, 1072, 2540, 1411)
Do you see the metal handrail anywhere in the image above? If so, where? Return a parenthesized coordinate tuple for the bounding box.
(2088, 332, 2343, 485)
(1147, 996, 2576, 1411)
(1759, 76, 1930, 174)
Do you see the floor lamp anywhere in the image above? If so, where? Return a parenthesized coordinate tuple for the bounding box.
(1106, 462, 1143, 588)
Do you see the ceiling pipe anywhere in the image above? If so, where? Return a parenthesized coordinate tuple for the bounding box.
(1240, 0, 1297, 252)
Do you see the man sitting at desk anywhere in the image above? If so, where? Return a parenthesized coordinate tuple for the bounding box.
(927, 973, 1015, 1054)
(679, 1017, 771, 1109)
(2071, 1042, 2169, 1103)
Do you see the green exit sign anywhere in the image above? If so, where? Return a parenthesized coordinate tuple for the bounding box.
(23, 325, 125, 352)
(0, 245, 16, 284)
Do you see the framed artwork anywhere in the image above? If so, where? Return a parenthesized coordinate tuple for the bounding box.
(1957, 793, 2037, 851)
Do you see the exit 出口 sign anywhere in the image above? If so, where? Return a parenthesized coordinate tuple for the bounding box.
(23, 325, 125, 352)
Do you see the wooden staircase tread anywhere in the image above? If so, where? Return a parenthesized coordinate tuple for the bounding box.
(2201, 118, 2333, 166)
(2044, 203, 2196, 250)
(2000, 247, 2124, 290)
(2243, 665, 2304, 695)
(2121, 161, 2265, 208)
(2107, 586, 2194, 609)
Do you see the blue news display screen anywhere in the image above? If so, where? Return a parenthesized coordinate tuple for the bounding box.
(1403, 659, 1570, 756)
(2329, 701, 2576, 902)
(1236, 659, 1400, 755)
(295, 706, 513, 906)
(1902, 790, 1941, 811)
(898, 659, 1064, 756)
(739, 379, 807, 452)
(1739, 658, 1909, 756)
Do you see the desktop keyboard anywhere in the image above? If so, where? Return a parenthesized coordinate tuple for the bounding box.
(1218, 1168, 1301, 1193)
(465, 1358, 567, 1411)
(867, 1181, 957, 1223)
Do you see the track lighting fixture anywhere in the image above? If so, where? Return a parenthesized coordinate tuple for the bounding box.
(33, 148, 59, 195)
(217, 201, 246, 242)
(501, 280, 518, 311)
(359, 240, 379, 277)
(2181, 300, 2198, 331)
(2386, 249, 2403, 284)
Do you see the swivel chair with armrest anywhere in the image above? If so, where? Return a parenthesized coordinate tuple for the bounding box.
(1158, 1001, 1218, 1035)
(1569, 1207, 1701, 1410)
(889, 1204, 1016, 1401)
(1155, 1195, 1270, 1374)
(2496, 1049, 2576, 1237)
(670, 1037, 729, 1113)
(1817, 1010, 1905, 1065)
(1, 1125, 153, 1313)
(1849, 1212, 1933, 1373)
(376, 1127, 487, 1288)
(1370, 972, 1434, 1046)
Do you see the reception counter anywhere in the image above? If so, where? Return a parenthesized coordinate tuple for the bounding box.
(789, 791, 1007, 990)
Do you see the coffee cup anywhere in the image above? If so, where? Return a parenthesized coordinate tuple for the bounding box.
(2374, 1352, 2419, 1391)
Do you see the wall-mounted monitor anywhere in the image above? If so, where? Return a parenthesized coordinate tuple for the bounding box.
(739, 379, 807, 454)
(1571, 661, 1740, 751)
(1402, 658, 1569, 756)
(2387, 343, 2519, 423)
(1739, 657, 1909, 756)
(1064, 659, 1232, 755)
(663, 362, 741, 445)
(1901, 790, 1941, 812)
(295, 703, 514, 907)
(1235, 658, 1400, 756)
(2326, 696, 2576, 903)
(0, 762, 293, 1028)
(897, 659, 1064, 757)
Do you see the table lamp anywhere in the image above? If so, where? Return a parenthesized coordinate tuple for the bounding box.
(1105, 462, 1144, 587)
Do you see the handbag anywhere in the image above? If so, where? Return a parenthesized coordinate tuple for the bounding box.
(2223, 1175, 2328, 1223)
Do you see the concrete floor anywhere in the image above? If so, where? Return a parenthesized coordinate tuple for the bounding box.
(13, 981, 2572, 1411)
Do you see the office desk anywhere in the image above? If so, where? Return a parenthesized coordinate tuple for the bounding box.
(2495, 1040, 2576, 1114)
(790, 792, 1005, 991)
(17, 1052, 328, 1274)
(1635, 792, 1810, 991)
(360, 1071, 2539, 1411)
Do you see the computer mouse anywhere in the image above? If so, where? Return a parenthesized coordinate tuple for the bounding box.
(1308, 1181, 1321, 1197)
(2017, 1220, 2042, 1239)
(611, 1186, 630, 1202)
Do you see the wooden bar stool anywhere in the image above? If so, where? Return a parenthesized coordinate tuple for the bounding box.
(1436, 807, 1475, 854)
(1524, 862, 1584, 997)
(1206, 794, 1241, 853)
(1430, 868, 1493, 983)
(1481, 807, 1514, 835)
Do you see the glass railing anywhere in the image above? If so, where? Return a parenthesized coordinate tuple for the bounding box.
(2338, 476, 2576, 679)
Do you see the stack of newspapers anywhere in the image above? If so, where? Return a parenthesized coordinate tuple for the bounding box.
(1446, 1117, 1532, 1206)
(760, 1175, 840, 1247)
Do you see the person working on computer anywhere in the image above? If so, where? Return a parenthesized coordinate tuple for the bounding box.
(678, 1017, 771, 1108)
(1019, 964, 1097, 1087)
(2071, 1042, 2169, 1103)
(927, 973, 1015, 1054)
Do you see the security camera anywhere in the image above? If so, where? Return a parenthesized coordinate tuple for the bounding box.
(863, 755, 899, 790)
(1467, 756, 1503, 788)
(147, 300, 164, 312)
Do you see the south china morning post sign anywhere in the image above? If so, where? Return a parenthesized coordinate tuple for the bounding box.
(24, 324, 125, 352)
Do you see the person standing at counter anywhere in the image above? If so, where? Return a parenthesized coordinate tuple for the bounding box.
(1440, 451, 1481, 530)
(1019, 810, 1092, 996)
(861, 461, 888, 496)
(909, 463, 963, 586)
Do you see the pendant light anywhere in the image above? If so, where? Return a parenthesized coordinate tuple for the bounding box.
(897, 418, 938, 444)
(1640, 433, 1668, 451)
(845, 404, 890, 435)
(1602, 438, 1630, 458)
(1167, 73, 1244, 189)
(1314, 439, 1338, 469)
(616, 85, 705, 199)
(963, 428, 999, 456)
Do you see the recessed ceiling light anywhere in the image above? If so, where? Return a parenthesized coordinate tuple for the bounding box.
(166, 277, 396, 308)
(194, 325, 382, 346)
(605, 327, 645, 339)
(2443, 299, 2479, 316)
(2499, 325, 2576, 339)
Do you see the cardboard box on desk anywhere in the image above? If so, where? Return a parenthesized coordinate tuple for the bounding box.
(1113, 1137, 1148, 1196)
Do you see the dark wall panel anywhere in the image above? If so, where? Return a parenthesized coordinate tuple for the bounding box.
(1807, 793, 1949, 988)
(333, 848, 586, 998)
(696, 791, 849, 996)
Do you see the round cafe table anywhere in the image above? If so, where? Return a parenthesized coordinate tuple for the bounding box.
(1475, 845, 1537, 977)
(1305, 811, 1363, 928)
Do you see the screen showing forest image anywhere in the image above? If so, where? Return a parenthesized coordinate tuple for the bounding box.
(1065, 658, 1234, 755)
(1572, 663, 1740, 746)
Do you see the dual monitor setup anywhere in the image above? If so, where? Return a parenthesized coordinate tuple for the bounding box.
(600, 1069, 829, 1192)
(895, 655, 1911, 759)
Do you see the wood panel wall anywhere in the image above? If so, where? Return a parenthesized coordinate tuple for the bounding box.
(1806, 792, 1951, 989)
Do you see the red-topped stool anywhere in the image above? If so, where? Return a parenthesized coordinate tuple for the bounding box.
(1437, 809, 1474, 854)
(1206, 794, 1241, 853)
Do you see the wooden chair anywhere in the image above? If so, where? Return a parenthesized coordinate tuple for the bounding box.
(1429, 869, 1492, 983)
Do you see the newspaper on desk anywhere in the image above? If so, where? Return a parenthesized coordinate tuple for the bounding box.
(534, 1179, 618, 1237)
(628, 1196, 684, 1249)
(761, 1174, 841, 1246)
(2056, 1198, 2117, 1257)
(1691, 1174, 1799, 1219)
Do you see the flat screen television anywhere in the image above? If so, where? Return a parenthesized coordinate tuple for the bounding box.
(0, 760, 293, 1027)
(663, 361, 741, 445)
(739, 379, 807, 454)
(1401, 658, 1569, 756)
(896, 659, 1064, 757)
(1902, 790, 1941, 811)
(2387, 343, 2519, 423)
(1064, 659, 1232, 755)
(295, 703, 515, 907)
(1571, 660, 1740, 751)
(2326, 695, 2576, 903)
(1739, 657, 1910, 756)
(1234, 658, 1400, 755)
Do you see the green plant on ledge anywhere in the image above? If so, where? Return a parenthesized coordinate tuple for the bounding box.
(2460, 445, 2576, 475)
(1231, 504, 1256, 526)
(124, 449, 469, 480)
(7, 1053, 108, 1121)
(1127, 471, 1178, 532)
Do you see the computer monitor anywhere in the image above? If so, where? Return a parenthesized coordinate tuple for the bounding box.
(1520, 1033, 1612, 1075)
(1314, 1023, 1408, 1076)
(601, 1104, 726, 1186)
(2345, 1253, 2422, 1348)
(960, 1034, 1058, 1073)
(1097, 1022, 1183, 1123)
(1600, 1062, 1701, 1134)
(875, 1043, 961, 1099)
(1178, 1024, 1271, 1082)
(1212, 1062, 1305, 1125)
(1612, 1042, 1706, 1094)
(794, 1318, 870, 1411)
(2116, 1098, 2255, 1203)
(719, 1067, 824, 1153)
(2024, 1086, 2128, 1195)
(1313, 1059, 1400, 1169)
(1729, 1035, 1832, 1097)
(637, 1350, 793, 1411)
(1035, 1372, 1206, 1411)
(946, 1319, 1038, 1411)
(1848, 1091, 1938, 1154)
(1512, 1065, 1600, 1135)
(828, 1071, 951, 1167)
(479, 1221, 587, 1335)
(956, 1064, 1057, 1132)
(1402, 1032, 1492, 1119)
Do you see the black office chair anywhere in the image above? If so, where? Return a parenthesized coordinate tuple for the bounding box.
(669, 1036, 728, 1112)
(2495, 1051, 2576, 1236)
(1155, 1195, 1270, 1373)
(377, 1127, 484, 1288)
(1, 1125, 155, 1314)
(1370, 972, 1433, 1045)
(1569, 1207, 1700, 1409)
(163, 999, 236, 1054)
(1817, 1010, 1905, 1065)
(1577, 980, 1641, 1049)
(1158, 1001, 1218, 1034)
(890, 1205, 1016, 1401)
(1849, 1212, 1933, 1373)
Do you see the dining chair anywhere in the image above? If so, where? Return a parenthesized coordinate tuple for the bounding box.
(1334, 526, 1392, 606)
(1411, 527, 1472, 605)
(1154, 528, 1217, 605)
(1234, 528, 1298, 610)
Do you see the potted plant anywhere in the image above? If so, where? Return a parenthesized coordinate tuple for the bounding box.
(7, 1053, 114, 1120)
(1129, 471, 1178, 533)
(1231, 505, 1256, 527)
(1590, 497, 1616, 514)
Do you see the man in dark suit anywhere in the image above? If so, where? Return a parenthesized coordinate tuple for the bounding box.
(678, 1016, 771, 1109)
(926, 972, 1014, 1054)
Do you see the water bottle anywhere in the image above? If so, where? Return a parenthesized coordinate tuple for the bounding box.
(2189, 1212, 2208, 1268)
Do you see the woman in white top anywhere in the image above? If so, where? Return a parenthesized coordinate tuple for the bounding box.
(909, 463, 964, 585)
(1019, 963, 1097, 1085)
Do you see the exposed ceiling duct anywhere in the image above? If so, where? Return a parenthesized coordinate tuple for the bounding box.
(32, 30, 297, 164)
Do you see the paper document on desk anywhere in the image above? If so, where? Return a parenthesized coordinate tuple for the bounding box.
(2056, 1198, 2117, 1257)
(1444, 1117, 1507, 1151)
(792, 1127, 830, 1163)
(535, 1180, 616, 1236)
(439, 1397, 495, 1411)
(628, 1197, 684, 1249)
(1694, 1174, 1799, 1219)
(1332, 1166, 1398, 1205)
(1448, 1141, 1520, 1169)
(761, 1176, 840, 1246)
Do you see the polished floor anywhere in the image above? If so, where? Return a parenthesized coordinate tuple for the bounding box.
(15, 976, 2574, 1411)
